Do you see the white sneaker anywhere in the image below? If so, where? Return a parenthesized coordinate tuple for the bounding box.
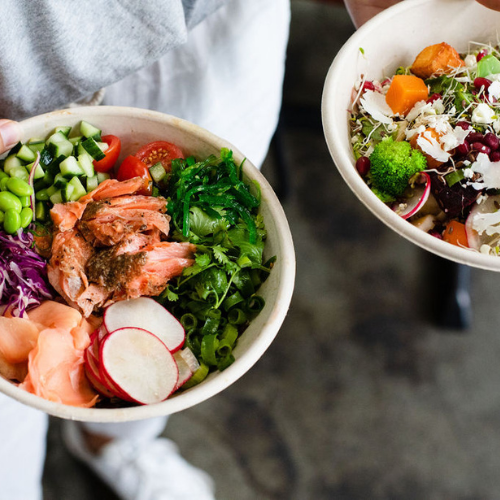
(62, 421, 216, 500)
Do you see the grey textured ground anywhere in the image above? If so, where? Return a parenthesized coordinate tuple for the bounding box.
(43, 2, 500, 500)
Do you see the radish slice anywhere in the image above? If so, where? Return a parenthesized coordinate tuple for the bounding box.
(173, 352, 194, 391)
(465, 194, 500, 251)
(393, 172, 431, 220)
(178, 347, 200, 373)
(84, 349, 115, 398)
(100, 327, 179, 405)
(103, 298, 185, 352)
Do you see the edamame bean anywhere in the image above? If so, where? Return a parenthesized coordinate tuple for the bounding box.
(0, 178, 9, 191)
(6, 177, 33, 197)
(35, 189, 49, 201)
(0, 211, 4, 224)
(0, 191, 22, 213)
(4, 209, 21, 234)
(19, 196, 30, 208)
(0, 171, 8, 181)
(20, 207, 33, 228)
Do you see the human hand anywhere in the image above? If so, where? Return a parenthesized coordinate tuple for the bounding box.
(0, 120, 21, 155)
(345, 0, 500, 29)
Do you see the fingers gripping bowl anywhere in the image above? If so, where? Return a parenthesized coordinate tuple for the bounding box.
(0, 106, 295, 422)
(322, 0, 500, 271)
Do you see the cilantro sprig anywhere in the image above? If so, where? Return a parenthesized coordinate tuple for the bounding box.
(158, 149, 274, 380)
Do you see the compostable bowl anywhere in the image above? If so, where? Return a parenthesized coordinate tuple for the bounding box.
(322, 0, 500, 271)
(0, 106, 295, 421)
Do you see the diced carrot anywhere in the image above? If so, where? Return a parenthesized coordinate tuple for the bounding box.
(385, 75, 429, 116)
(411, 42, 465, 79)
(443, 221, 468, 248)
(409, 127, 445, 169)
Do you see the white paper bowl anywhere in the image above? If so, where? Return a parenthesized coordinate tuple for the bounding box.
(0, 106, 295, 422)
(322, 0, 500, 271)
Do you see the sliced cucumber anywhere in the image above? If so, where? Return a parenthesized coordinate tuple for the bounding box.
(149, 162, 166, 184)
(69, 135, 83, 145)
(77, 152, 95, 177)
(86, 175, 99, 192)
(35, 201, 47, 221)
(40, 147, 54, 167)
(16, 144, 36, 163)
(80, 120, 102, 140)
(4, 154, 24, 174)
(9, 166, 29, 181)
(62, 183, 75, 202)
(68, 176, 87, 201)
(7, 142, 23, 156)
(49, 189, 63, 205)
(46, 185, 58, 197)
(59, 156, 84, 178)
(27, 140, 46, 154)
(81, 137, 105, 161)
(97, 172, 111, 183)
(55, 126, 72, 137)
(54, 173, 68, 189)
(46, 132, 73, 158)
(26, 161, 45, 180)
(97, 142, 109, 152)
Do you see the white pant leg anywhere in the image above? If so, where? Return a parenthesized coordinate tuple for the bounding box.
(80, 416, 168, 442)
(0, 394, 48, 500)
(103, 0, 291, 169)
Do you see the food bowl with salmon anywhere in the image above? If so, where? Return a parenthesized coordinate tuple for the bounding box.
(0, 106, 295, 422)
(322, 0, 500, 271)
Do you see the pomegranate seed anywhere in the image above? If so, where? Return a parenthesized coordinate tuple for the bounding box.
(467, 131, 484, 143)
(477, 49, 488, 62)
(456, 121, 472, 130)
(362, 81, 376, 92)
(472, 142, 491, 155)
(356, 156, 371, 176)
(426, 93, 442, 104)
(474, 77, 492, 91)
(429, 230, 443, 239)
(490, 151, 500, 162)
(457, 142, 470, 155)
(484, 133, 500, 151)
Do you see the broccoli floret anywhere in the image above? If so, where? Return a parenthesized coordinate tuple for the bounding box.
(369, 137, 427, 198)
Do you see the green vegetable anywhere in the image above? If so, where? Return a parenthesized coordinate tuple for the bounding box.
(4, 209, 21, 234)
(6, 177, 33, 197)
(477, 54, 500, 78)
(157, 149, 273, 377)
(369, 137, 427, 198)
(20, 207, 33, 228)
(0, 191, 22, 213)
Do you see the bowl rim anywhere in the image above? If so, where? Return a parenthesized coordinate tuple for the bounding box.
(0, 106, 296, 421)
(321, 0, 500, 272)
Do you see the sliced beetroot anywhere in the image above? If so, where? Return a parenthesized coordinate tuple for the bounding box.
(429, 171, 479, 218)
(100, 327, 179, 405)
(103, 297, 185, 352)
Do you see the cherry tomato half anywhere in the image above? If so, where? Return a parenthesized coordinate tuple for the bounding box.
(135, 141, 184, 172)
(117, 155, 152, 195)
(93, 135, 122, 173)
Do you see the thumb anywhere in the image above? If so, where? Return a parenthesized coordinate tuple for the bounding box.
(0, 120, 22, 154)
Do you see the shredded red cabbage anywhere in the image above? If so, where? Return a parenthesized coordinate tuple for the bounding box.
(0, 229, 52, 318)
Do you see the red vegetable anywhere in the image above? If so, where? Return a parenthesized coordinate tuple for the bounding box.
(0, 230, 53, 317)
(135, 141, 184, 172)
(116, 156, 152, 195)
(93, 135, 121, 173)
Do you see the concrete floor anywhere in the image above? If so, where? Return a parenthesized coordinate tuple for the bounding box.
(43, 2, 500, 500)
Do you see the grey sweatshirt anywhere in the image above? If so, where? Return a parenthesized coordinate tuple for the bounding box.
(0, 0, 225, 120)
